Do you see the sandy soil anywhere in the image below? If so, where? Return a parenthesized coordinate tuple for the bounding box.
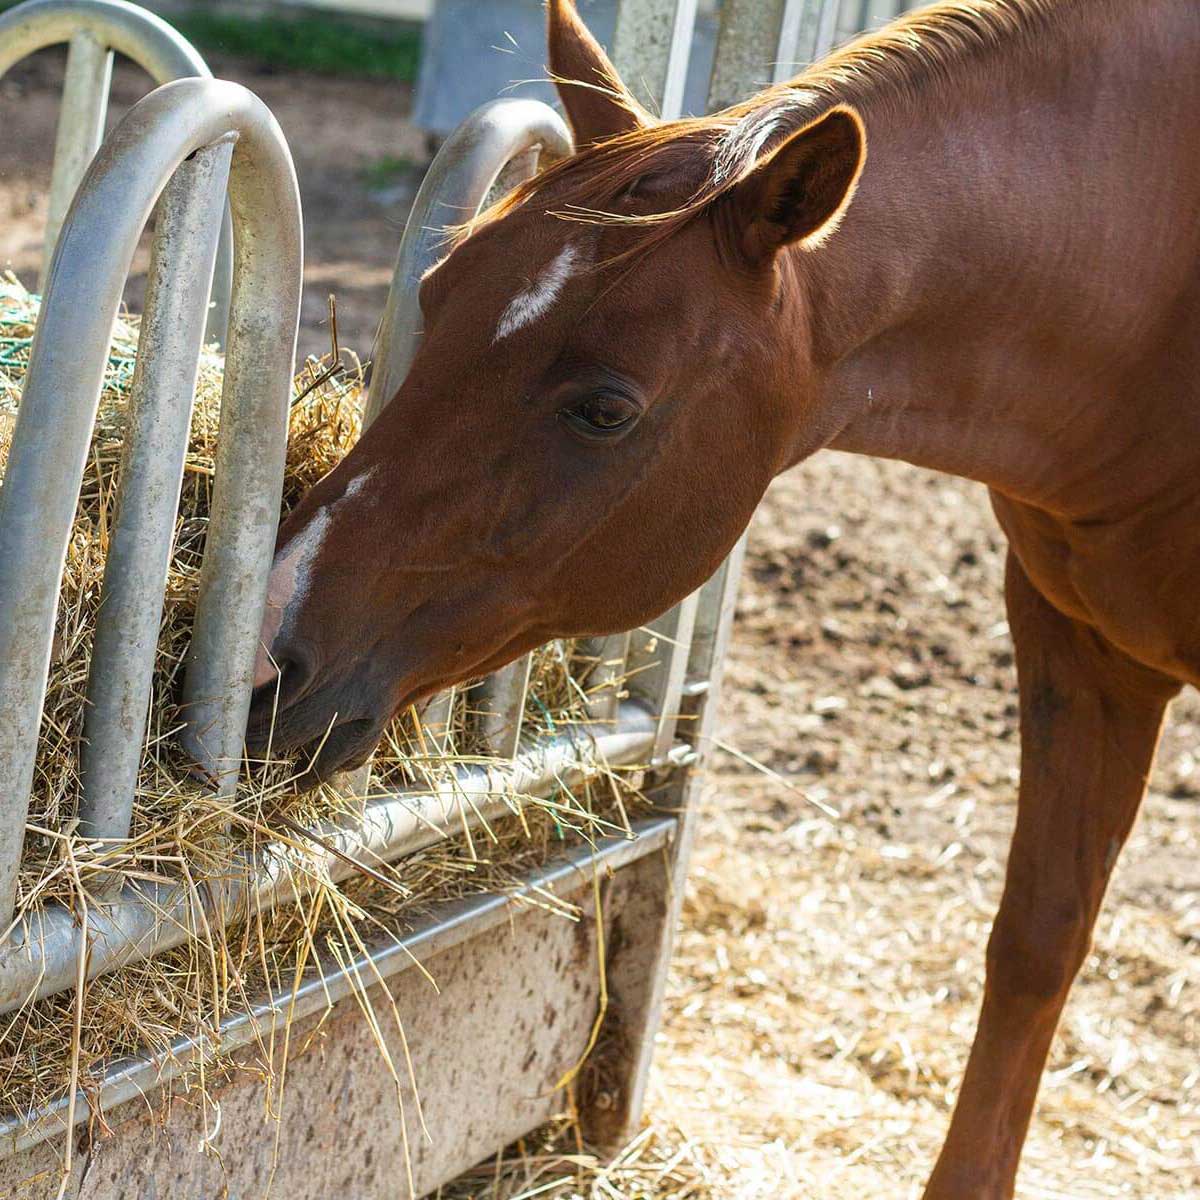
(2, 50, 1196, 1200)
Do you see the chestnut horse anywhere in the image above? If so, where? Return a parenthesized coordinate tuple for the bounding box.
(247, 0, 1200, 1194)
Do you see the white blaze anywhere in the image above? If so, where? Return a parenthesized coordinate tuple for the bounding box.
(493, 244, 581, 342)
(253, 468, 379, 688)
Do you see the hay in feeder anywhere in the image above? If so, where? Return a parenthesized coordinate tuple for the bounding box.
(0, 275, 647, 1150)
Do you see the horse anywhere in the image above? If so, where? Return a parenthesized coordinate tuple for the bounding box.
(246, 1, 1200, 1194)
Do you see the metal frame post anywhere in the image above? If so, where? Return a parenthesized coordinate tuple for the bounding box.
(611, 0, 699, 118)
(0, 0, 234, 343)
(0, 77, 302, 925)
(625, 597, 700, 765)
(43, 27, 112, 282)
(584, 0, 805, 1145)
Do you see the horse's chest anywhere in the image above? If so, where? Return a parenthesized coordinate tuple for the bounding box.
(992, 496, 1200, 687)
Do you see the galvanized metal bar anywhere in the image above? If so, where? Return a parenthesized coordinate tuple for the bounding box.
(0, 813, 676, 1161)
(592, 538, 747, 1143)
(580, 631, 632, 723)
(612, 0, 699, 119)
(364, 97, 572, 424)
(0, 700, 658, 1015)
(0, 0, 233, 341)
(685, 535, 748, 693)
(207, 202, 235, 346)
(41, 29, 112, 287)
(813, 0, 843, 60)
(625, 593, 700, 765)
(179, 99, 303, 793)
(472, 653, 533, 759)
(0, 77, 301, 926)
(0, 0, 211, 79)
(77, 139, 233, 844)
(707, 0, 812, 110)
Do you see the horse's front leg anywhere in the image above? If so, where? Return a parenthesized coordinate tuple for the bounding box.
(923, 551, 1177, 1200)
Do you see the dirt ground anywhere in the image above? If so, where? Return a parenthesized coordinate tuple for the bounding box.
(2, 52, 1197, 1200)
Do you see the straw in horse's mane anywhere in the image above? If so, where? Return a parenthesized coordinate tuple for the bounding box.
(461, 0, 1075, 259)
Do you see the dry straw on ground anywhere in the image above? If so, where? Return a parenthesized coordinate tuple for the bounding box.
(0, 275, 644, 1152)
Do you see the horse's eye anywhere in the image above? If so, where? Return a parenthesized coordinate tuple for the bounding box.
(559, 393, 641, 441)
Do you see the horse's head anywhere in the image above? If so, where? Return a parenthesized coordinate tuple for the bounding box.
(246, 0, 865, 776)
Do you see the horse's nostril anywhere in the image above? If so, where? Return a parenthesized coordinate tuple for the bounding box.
(257, 643, 318, 710)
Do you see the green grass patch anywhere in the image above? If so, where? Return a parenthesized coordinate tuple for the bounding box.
(172, 8, 421, 82)
(360, 153, 422, 190)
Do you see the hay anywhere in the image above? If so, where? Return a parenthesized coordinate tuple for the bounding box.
(0, 275, 648, 1147)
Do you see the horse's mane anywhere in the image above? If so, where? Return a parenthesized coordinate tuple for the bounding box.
(462, 0, 1076, 255)
(792, 0, 1065, 107)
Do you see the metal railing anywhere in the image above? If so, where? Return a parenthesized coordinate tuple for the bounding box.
(0, 76, 304, 928)
(0, 75, 671, 1006)
(0, 702, 660, 1015)
(0, 79, 671, 987)
(0, 0, 233, 343)
(0, 814, 678, 1158)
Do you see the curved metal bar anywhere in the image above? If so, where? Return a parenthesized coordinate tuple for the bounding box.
(363, 96, 572, 424)
(0, 77, 302, 925)
(343, 97, 571, 786)
(78, 138, 233, 844)
(0, 0, 234, 342)
(0, 701, 656, 1015)
(0, 0, 211, 79)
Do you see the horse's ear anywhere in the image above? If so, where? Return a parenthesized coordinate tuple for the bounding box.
(726, 106, 866, 263)
(547, 0, 648, 146)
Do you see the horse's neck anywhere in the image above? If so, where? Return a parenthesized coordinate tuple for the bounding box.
(797, 1, 1200, 519)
